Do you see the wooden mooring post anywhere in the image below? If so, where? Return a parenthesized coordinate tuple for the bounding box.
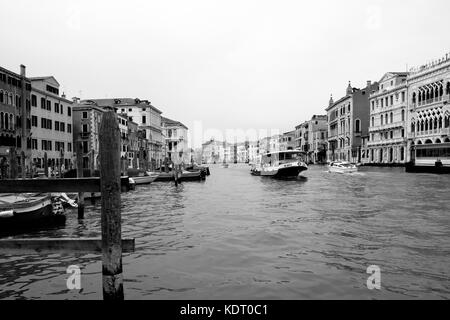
(99, 110, 124, 300)
(76, 142, 85, 219)
(44, 152, 48, 178)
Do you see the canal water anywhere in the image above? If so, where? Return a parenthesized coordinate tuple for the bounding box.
(0, 165, 449, 300)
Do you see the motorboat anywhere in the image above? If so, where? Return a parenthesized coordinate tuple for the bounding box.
(0, 193, 66, 234)
(250, 150, 308, 178)
(132, 172, 159, 185)
(328, 161, 358, 174)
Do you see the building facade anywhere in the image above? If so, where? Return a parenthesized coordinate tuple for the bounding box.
(201, 139, 232, 164)
(407, 54, 450, 166)
(0, 64, 31, 177)
(85, 98, 164, 167)
(279, 131, 295, 151)
(72, 100, 105, 173)
(30, 76, 74, 172)
(327, 81, 379, 163)
(367, 72, 409, 164)
(162, 116, 190, 164)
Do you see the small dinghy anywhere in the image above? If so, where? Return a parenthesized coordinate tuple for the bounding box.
(0, 193, 66, 234)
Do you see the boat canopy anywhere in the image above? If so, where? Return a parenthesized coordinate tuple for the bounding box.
(259, 150, 306, 164)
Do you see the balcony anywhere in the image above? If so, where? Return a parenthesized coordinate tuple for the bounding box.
(369, 121, 405, 132)
(413, 95, 450, 109)
(413, 128, 450, 137)
(367, 137, 406, 147)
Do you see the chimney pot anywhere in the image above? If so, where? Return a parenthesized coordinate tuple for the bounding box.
(20, 64, 26, 77)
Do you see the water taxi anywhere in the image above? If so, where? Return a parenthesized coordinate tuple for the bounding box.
(328, 161, 358, 174)
(250, 150, 308, 178)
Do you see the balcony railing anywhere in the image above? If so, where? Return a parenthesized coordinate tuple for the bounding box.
(369, 121, 405, 132)
(413, 95, 450, 108)
(414, 128, 450, 137)
(367, 137, 406, 146)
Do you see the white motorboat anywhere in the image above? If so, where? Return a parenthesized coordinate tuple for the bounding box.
(328, 161, 358, 174)
(132, 172, 159, 185)
(251, 150, 308, 178)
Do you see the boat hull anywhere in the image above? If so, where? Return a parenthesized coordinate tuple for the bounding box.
(274, 165, 308, 178)
(328, 166, 358, 174)
(0, 195, 66, 234)
(253, 163, 308, 178)
(154, 171, 203, 182)
(133, 175, 158, 185)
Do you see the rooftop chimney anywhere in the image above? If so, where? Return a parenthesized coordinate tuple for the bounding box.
(367, 80, 372, 89)
(20, 64, 26, 77)
(72, 97, 80, 103)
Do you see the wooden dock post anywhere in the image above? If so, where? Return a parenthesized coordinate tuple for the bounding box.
(76, 143, 85, 219)
(9, 148, 17, 179)
(44, 152, 48, 178)
(21, 151, 26, 179)
(99, 110, 124, 300)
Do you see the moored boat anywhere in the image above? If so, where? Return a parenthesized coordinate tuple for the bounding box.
(132, 172, 159, 185)
(328, 161, 358, 174)
(0, 194, 66, 234)
(153, 170, 203, 182)
(250, 150, 308, 178)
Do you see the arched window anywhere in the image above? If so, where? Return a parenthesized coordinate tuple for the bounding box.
(355, 119, 361, 133)
(425, 139, 433, 144)
(390, 112, 393, 123)
(447, 82, 450, 95)
(412, 92, 416, 104)
(371, 117, 374, 127)
(381, 114, 384, 125)
(411, 122, 415, 133)
(425, 119, 429, 131)
(386, 113, 389, 124)
(445, 116, 450, 128)
(5, 113, 9, 129)
(9, 114, 13, 130)
(439, 117, 443, 129)
(420, 120, 424, 131)
(402, 110, 405, 122)
(435, 138, 441, 144)
(0, 112, 3, 129)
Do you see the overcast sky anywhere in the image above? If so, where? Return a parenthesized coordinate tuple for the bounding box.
(1, 0, 450, 147)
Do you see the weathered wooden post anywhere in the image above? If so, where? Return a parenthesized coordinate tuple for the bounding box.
(44, 152, 48, 178)
(21, 151, 26, 179)
(99, 109, 124, 300)
(76, 143, 85, 219)
(9, 148, 17, 179)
